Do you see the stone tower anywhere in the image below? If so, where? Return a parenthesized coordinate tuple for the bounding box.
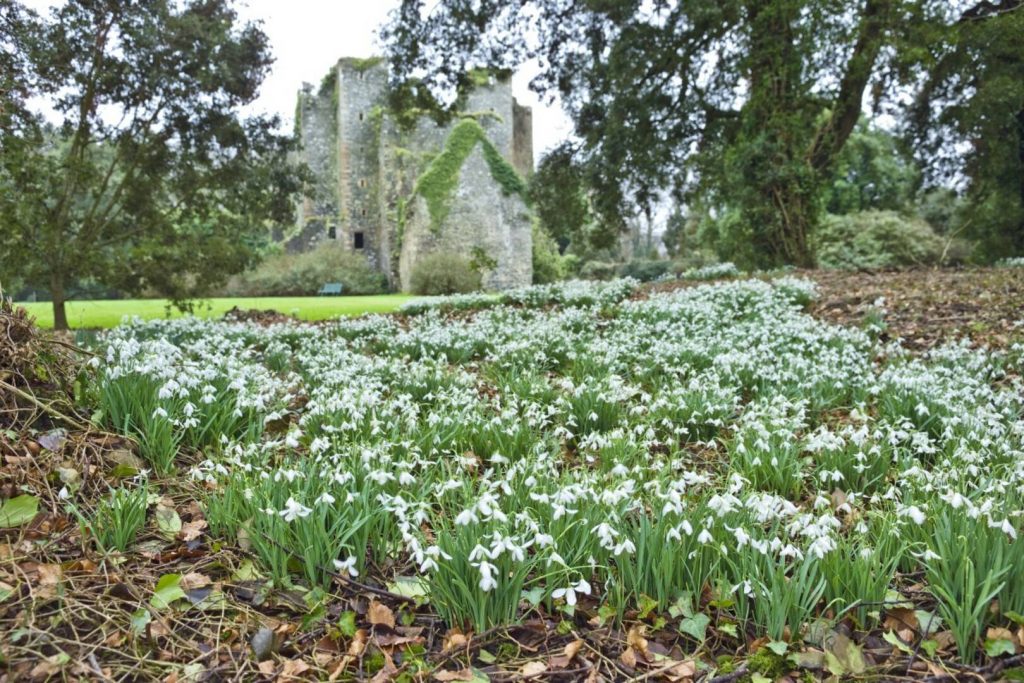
(292, 57, 534, 291)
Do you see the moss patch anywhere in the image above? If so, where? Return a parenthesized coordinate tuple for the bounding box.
(413, 119, 528, 232)
(339, 56, 385, 72)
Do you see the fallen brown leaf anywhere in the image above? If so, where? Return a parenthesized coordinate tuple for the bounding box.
(281, 658, 311, 679)
(626, 625, 650, 661)
(368, 599, 396, 629)
(180, 519, 207, 542)
(178, 572, 210, 590)
(520, 661, 547, 678)
(433, 670, 475, 682)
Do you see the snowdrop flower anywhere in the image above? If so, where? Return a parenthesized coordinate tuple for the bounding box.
(279, 497, 312, 522)
(316, 491, 336, 505)
(899, 505, 927, 525)
(613, 539, 636, 556)
(552, 579, 591, 606)
(455, 509, 478, 526)
(546, 551, 567, 567)
(912, 548, 942, 562)
(475, 561, 499, 592)
(333, 556, 359, 577)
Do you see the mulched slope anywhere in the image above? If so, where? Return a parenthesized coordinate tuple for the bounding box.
(805, 267, 1024, 351)
(648, 267, 1024, 352)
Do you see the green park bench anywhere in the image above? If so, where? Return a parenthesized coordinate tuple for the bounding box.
(317, 283, 344, 296)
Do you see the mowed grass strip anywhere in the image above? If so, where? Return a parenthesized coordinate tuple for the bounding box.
(17, 295, 416, 329)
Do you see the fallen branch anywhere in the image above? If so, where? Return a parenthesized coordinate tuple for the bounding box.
(0, 379, 87, 431)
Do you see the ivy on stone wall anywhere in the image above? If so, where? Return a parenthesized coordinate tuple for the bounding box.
(413, 118, 527, 233)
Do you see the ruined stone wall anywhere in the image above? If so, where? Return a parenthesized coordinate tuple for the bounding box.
(512, 100, 534, 178)
(336, 59, 388, 269)
(289, 82, 337, 252)
(293, 59, 534, 291)
(399, 143, 533, 290)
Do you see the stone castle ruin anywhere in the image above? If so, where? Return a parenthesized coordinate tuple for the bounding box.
(289, 57, 534, 291)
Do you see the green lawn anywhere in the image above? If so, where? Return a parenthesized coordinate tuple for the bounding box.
(16, 295, 417, 329)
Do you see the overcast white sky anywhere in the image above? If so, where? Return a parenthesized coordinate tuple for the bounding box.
(24, 0, 575, 163)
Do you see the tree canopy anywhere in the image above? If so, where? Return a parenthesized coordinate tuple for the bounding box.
(382, 0, 1024, 267)
(0, 0, 303, 329)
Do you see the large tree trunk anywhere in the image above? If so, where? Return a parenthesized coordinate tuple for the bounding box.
(50, 273, 68, 331)
(743, 0, 817, 268)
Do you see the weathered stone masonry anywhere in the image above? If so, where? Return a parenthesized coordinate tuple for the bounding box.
(291, 57, 535, 291)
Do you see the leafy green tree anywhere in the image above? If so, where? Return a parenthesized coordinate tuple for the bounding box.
(382, 0, 896, 268)
(382, 0, 1024, 267)
(661, 207, 686, 258)
(823, 120, 919, 214)
(0, 0, 302, 329)
(528, 142, 594, 253)
(900, 0, 1024, 259)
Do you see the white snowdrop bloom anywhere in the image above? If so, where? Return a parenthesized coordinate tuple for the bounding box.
(992, 518, 1018, 540)
(455, 509, 478, 526)
(316, 491, 336, 506)
(912, 548, 942, 562)
(807, 535, 836, 559)
(613, 539, 636, 556)
(552, 579, 591, 606)
(547, 551, 567, 567)
(475, 561, 499, 592)
(152, 406, 169, 419)
(58, 486, 70, 500)
(592, 522, 618, 549)
(698, 528, 714, 544)
(398, 472, 416, 486)
(552, 504, 577, 519)
(899, 505, 927, 525)
(333, 556, 359, 577)
(779, 544, 803, 560)
(728, 525, 751, 548)
(284, 432, 301, 448)
(533, 532, 554, 547)
(279, 497, 312, 522)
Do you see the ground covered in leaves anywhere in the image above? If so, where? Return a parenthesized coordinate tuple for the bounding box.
(1, 269, 1023, 683)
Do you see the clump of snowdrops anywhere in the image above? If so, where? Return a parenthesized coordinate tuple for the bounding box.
(92, 277, 1024, 661)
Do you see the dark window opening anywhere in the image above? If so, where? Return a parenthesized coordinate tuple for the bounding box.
(358, 112, 364, 121)
(327, 224, 336, 240)
(361, 208, 367, 217)
(358, 179, 366, 189)
(354, 232, 365, 249)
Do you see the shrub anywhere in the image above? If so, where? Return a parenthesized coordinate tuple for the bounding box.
(579, 260, 618, 281)
(617, 259, 671, 282)
(224, 243, 387, 296)
(814, 211, 945, 270)
(532, 222, 568, 284)
(409, 253, 482, 295)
